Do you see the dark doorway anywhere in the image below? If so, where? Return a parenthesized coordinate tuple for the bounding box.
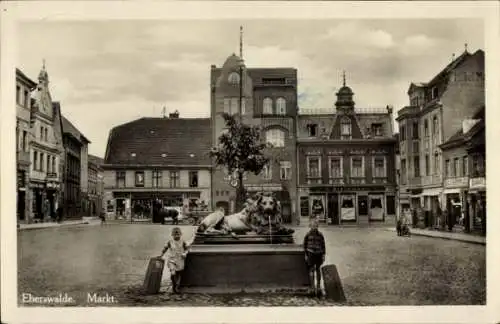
(327, 193, 339, 225)
(358, 195, 368, 216)
(17, 191, 26, 220)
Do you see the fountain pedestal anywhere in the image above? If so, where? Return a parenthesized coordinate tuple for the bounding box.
(180, 243, 310, 293)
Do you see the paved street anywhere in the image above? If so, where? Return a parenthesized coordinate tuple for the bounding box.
(18, 224, 485, 306)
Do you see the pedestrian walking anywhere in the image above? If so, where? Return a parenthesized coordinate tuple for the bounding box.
(42, 198, 50, 223)
(303, 218, 326, 297)
(159, 227, 191, 294)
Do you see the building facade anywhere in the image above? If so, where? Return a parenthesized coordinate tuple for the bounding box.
(61, 115, 90, 219)
(297, 80, 397, 226)
(439, 106, 485, 234)
(88, 154, 104, 216)
(102, 113, 212, 220)
(28, 65, 64, 222)
(16, 69, 37, 223)
(210, 54, 298, 223)
(396, 48, 485, 228)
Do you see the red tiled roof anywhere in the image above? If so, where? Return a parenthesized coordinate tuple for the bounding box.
(104, 117, 212, 166)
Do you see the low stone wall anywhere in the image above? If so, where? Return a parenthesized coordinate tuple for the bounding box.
(180, 244, 310, 293)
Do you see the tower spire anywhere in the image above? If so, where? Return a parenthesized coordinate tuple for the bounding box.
(239, 25, 243, 59)
(464, 42, 468, 52)
(42, 58, 46, 70)
(342, 70, 346, 87)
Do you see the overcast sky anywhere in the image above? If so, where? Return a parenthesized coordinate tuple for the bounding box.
(17, 19, 483, 158)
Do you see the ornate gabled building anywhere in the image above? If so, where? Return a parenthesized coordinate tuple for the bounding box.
(396, 47, 484, 229)
(296, 75, 397, 226)
(28, 64, 65, 222)
(210, 53, 298, 223)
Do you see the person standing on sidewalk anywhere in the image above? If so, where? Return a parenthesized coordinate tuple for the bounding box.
(42, 198, 50, 223)
(303, 218, 326, 297)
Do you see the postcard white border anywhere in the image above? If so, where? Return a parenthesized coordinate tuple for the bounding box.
(1, 1, 499, 324)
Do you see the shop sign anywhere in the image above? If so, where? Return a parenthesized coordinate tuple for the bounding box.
(311, 186, 385, 193)
(245, 184, 282, 192)
(444, 177, 468, 188)
(469, 177, 485, 189)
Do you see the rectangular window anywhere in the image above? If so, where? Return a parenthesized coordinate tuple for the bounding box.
(434, 153, 439, 175)
(230, 97, 238, 115)
(300, 196, 309, 217)
(16, 86, 21, 104)
(169, 171, 179, 188)
(425, 155, 430, 176)
(424, 119, 429, 137)
(412, 141, 419, 154)
(401, 159, 406, 184)
(223, 98, 230, 114)
(373, 156, 386, 178)
(445, 159, 450, 177)
(24, 90, 29, 107)
(241, 97, 246, 115)
(433, 116, 438, 135)
(329, 157, 342, 178)
(47, 154, 51, 173)
(341, 120, 352, 140)
(33, 151, 38, 171)
(412, 122, 419, 139)
(40, 153, 44, 171)
(463, 156, 468, 176)
(116, 171, 126, 188)
(52, 156, 56, 174)
(400, 125, 406, 141)
(351, 157, 364, 178)
(307, 156, 321, 178)
(280, 161, 292, 180)
(40, 127, 44, 140)
(22, 130, 27, 151)
(262, 164, 272, 180)
(454, 158, 460, 177)
(189, 171, 199, 188)
(431, 86, 438, 99)
(413, 156, 420, 177)
(135, 171, 144, 187)
(152, 170, 162, 188)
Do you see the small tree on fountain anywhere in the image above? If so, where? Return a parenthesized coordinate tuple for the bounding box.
(210, 113, 271, 212)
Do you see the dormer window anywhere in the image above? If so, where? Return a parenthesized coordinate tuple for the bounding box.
(340, 118, 352, 140)
(307, 124, 317, 137)
(431, 86, 439, 99)
(371, 123, 383, 137)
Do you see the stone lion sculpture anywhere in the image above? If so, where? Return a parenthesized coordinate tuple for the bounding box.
(197, 192, 293, 236)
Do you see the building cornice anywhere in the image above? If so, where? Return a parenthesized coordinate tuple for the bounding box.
(102, 164, 213, 170)
(297, 138, 397, 145)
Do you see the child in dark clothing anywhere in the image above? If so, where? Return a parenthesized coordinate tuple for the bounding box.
(303, 218, 326, 297)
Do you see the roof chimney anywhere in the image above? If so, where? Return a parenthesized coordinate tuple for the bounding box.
(169, 110, 180, 119)
(452, 53, 455, 61)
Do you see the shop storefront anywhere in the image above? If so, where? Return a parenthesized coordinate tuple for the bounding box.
(299, 186, 394, 225)
(468, 177, 486, 234)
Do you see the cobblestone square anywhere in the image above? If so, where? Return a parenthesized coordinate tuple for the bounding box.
(18, 224, 485, 306)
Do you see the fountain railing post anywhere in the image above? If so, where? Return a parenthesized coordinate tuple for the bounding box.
(269, 215, 272, 244)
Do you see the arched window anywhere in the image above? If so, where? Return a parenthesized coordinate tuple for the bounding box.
(265, 128, 285, 147)
(276, 97, 286, 115)
(263, 97, 273, 114)
(341, 117, 352, 140)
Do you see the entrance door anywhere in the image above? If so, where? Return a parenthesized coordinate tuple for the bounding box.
(327, 193, 339, 225)
(358, 196, 368, 216)
(17, 191, 26, 220)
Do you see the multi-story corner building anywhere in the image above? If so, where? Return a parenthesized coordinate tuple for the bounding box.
(439, 105, 485, 234)
(396, 48, 485, 227)
(102, 111, 212, 220)
(61, 115, 90, 219)
(28, 64, 65, 221)
(296, 78, 397, 226)
(16, 69, 37, 223)
(210, 54, 298, 223)
(88, 154, 104, 216)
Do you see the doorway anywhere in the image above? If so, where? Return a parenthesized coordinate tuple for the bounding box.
(17, 191, 26, 220)
(358, 195, 368, 216)
(327, 193, 339, 225)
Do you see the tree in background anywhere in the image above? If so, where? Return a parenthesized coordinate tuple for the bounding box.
(209, 113, 270, 212)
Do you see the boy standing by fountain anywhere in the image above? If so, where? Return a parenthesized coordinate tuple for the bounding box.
(303, 218, 326, 297)
(160, 227, 191, 294)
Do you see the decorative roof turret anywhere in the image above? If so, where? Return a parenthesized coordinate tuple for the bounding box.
(335, 71, 355, 113)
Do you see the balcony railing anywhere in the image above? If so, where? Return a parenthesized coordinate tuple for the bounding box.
(350, 178, 366, 185)
(306, 177, 322, 185)
(469, 177, 486, 189)
(328, 178, 344, 185)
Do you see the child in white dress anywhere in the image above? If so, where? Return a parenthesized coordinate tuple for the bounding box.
(160, 227, 191, 293)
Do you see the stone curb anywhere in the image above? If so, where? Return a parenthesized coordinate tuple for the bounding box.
(18, 220, 101, 231)
(386, 228, 486, 245)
